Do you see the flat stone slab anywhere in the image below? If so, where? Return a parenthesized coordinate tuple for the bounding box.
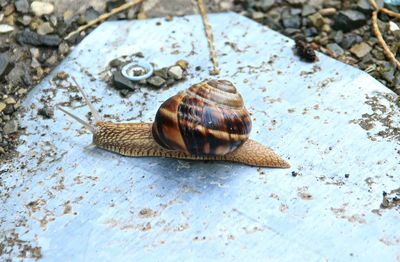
(1, 13, 400, 261)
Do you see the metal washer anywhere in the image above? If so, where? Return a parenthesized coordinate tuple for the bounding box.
(121, 60, 153, 81)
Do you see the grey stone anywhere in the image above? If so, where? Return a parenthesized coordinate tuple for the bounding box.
(259, 0, 274, 12)
(154, 68, 169, 79)
(302, 5, 316, 16)
(83, 6, 100, 23)
(333, 10, 367, 32)
(3, 104, 14, 115)
(334, 30, 344, 44)
(58, 42, 69, 56)
(252, 11, 265, 22)
(109, 58, 122, 68)
(19, 15, 32, 26)
(168, 66, 183, 80)
(327, 43, 344, 56)
(147, 76, 166, 88)
(17, 29, 61, 47)
(15, 0, 29, 13)
(340, 33, 363, 49)
(379, 62, 399, 86)
(3, 120, 18, 134)
(0, 53, 13, 81)
(371, 48, 385, 60)
(106, 0, 126, 12)
(112, 71, 136, 90)
(282, 15, 301, 29)
(291, 8, 302, 16)
(304, 27, 318, 37)
(37, 22, 54, 35)
(263, 16, 283, 31)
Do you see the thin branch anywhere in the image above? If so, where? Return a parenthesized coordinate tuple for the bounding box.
(368, 0, 400, 70)
(197, 0, 220, 75)
(380, 7, 400, 20)
(65, 0, 144, 40)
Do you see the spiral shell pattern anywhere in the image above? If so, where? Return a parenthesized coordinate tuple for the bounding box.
(152, 80, 252, 156)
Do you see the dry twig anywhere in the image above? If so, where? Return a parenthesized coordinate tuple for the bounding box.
(197, 0, 220, 75)
(380, 7, 400, 19)
(368, 0, 400, 70)
(65, 0, 144, 40)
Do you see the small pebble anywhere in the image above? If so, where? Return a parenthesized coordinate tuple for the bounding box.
(109, 58, 122, 68)
(168, 65, 183, 80)
(3, 120, 18, 135)
(20, 15, 32, 26)
(319, 8, 336, 16)
(31, 1, 55, 17)
(176, 59, 189, 70)
(38, 106, 54, 119)
(350, 42, 372, 58)
(147, 76, 166, 88)
(0, 102, 6, 113)
(37, 22, 54, 35)
(0, 24, 14, 34)
(15, 0, 30, 14)
(5, 97, 16, 105)
(291, 171, 300, 177)
(3, 4, 15, 16)
(56, 71, 68, 80)
(154, 68, 169, 79)
(58, 42, 70, 56)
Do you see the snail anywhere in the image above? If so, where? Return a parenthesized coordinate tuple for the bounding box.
(57, 77, 290, 168)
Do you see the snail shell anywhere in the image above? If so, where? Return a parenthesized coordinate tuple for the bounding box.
(152, 80, 252, 156)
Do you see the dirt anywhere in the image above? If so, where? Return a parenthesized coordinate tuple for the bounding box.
(380, 188, 400, 209)
(351, 93, 400, 141)
(0, 230, 42, 260)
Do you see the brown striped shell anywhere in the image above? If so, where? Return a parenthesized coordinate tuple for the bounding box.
(152, 80, 252, 156)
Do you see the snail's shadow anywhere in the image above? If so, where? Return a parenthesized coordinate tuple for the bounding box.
(86, 146, 253, 195)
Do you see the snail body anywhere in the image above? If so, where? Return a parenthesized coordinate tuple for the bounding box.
(59, 78, 290, 168)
